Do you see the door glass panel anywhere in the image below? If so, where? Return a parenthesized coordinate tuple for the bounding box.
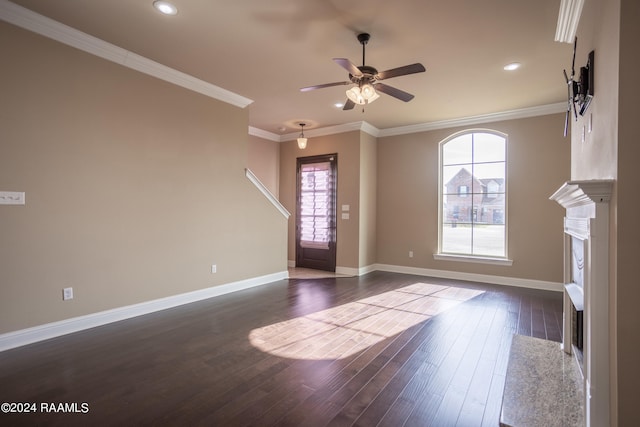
(299, 161, 331, 249)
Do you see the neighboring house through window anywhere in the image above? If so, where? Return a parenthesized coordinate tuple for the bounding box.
(438, 130, 507, 259)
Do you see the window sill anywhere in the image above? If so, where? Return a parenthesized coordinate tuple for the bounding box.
(433, 253, 513, 266)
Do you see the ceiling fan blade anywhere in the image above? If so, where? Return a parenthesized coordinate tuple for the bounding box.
(376, 63, 426, 80)
(343, 99, 355, 110)
(374, 83, 415, 102)
(333, 58, 363, 77)
(300, 81, 350, 92)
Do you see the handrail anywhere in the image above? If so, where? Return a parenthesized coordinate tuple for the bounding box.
(245, 168, 290, 219)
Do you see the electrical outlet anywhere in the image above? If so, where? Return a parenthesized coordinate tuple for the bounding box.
(211, 264, 217, 274)
(62, 287, 73, 301)
(0, 191, 25, 205)
(409, 251, 414, 258)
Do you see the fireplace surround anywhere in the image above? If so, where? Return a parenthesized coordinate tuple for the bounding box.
(550, 179, 613, 427)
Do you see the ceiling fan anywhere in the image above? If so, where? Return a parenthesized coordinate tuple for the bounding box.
(300, 33, 426, 110)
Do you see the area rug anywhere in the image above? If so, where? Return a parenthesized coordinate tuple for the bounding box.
(287, 267, 354, 279)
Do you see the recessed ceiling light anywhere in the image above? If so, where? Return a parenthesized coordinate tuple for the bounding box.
(503, 62, 521, 71)
(153, 1, 178, 15)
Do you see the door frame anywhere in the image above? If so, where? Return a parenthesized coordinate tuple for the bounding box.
(295, 153, 337, 271)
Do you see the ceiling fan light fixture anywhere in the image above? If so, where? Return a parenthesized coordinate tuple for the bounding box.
(301, 33, 425, 109)
(297, 123, 308, 149)
(346, 84, 379, 105)
(361, 83, 379, 101)
(346, 87, 364, 105)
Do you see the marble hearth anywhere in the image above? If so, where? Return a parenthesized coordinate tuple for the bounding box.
(500, 335, 584, 427)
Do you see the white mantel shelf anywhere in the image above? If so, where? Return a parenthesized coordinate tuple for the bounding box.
(549, 179, 614, 208)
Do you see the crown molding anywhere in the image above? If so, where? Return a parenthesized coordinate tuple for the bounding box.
(360, 121, 381, 137)
(251, 103, 567, 142)
(0, 0, 253, 108)
(555, 0, 585, 43)
(378, 103, 567, 137)
(0, 1, 568, 140)
(278, 121, 379, 142)
(248, 126, 280, 142)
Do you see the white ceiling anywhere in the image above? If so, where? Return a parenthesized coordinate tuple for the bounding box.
(7, 0, 573, 136)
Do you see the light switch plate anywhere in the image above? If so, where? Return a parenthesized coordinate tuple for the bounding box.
(0, 191, 25, 205)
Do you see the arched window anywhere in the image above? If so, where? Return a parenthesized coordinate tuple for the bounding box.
(438, 130, 507, 259)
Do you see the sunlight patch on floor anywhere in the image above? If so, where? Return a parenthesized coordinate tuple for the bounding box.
(249, 282, 485, 360)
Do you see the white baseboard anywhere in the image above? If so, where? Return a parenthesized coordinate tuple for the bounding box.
(288, 261, 375, 277)
(336, 264, 377, 276)
(1, 264, 560, 352)
(372, 263, 563, 292)
(0, 270, 288, 352)
(290, 261, 561, 292)
(335, 266, 359, 276)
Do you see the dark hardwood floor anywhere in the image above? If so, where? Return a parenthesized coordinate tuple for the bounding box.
(0, 271, 562, 426)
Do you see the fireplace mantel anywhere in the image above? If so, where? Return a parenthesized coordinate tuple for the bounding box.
(550, 179, 614, 209)
(550, 179, 613, 427)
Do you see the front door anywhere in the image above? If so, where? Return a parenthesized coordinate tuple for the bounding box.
(296, 154, 337, 272)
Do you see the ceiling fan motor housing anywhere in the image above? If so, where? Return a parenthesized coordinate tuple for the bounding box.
(357, 33, 370, 45)
(350, 65, 378, 84)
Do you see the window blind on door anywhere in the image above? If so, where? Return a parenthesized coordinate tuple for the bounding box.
(299, 161, 334, 249)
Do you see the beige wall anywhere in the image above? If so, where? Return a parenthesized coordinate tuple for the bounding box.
(359, 132, 377, 267)
(377, 114, 570, 282)
(0, 22, 288, 333)
(280, 131, 362, 269)
(577, 0, 640, 424)
(279, 130, 377, 271)
(572, 0, 618, 181)
(279, 114, 569, 280)
(616, 2, 640, 425)
(247, 135, 280, 197)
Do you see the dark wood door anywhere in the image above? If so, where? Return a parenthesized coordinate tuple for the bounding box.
(295, 154, 337, 272)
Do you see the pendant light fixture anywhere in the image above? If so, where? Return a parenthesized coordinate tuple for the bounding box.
(297, 123, 308, 149)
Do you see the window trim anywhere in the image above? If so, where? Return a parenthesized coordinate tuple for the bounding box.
(436, 129, 511, 263)
(433, 253, 513, 266)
